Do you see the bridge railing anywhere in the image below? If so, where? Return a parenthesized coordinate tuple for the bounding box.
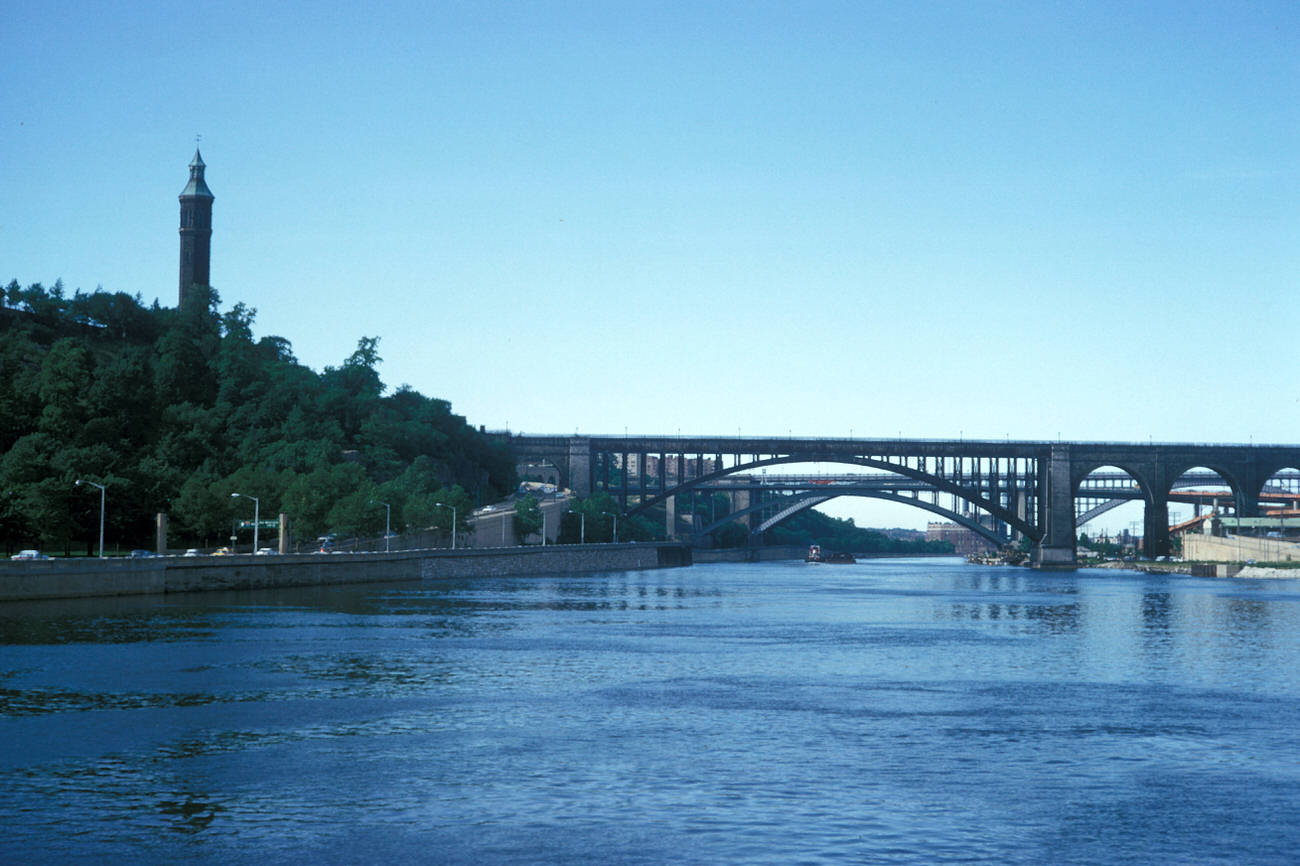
(500, 431, 1300, 449)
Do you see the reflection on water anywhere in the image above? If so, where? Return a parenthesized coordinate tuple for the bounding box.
(2, 559, 1299, 864)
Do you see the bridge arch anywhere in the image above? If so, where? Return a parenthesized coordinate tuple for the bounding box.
(626, 453, 1040, 541)
(1166, 465, 1240, 521)
(1165, 462, 1246, 512)
(1259, 465, 1300, 501)
(1071, 461, 1156, 504)
(729, 490, 1005, 547)
(1073, 465, 1151, 531)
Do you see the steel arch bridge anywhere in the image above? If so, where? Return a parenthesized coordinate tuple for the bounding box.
(681, 474, 1013, 546)
(681, 468, 1300, 548)
(501, 434, 1300, 567)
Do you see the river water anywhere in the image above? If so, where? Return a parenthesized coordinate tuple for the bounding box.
(2, 557, 1298, 864)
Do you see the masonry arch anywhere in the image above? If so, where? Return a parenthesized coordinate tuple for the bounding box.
(1166, 465, 1238, 520)
(1166, 463, 1244, 512)
(1259, 465, 1300, 506)
(1071, 465, 1153, 556)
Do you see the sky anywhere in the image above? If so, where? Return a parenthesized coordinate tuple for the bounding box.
(3, 1, 1297, 531)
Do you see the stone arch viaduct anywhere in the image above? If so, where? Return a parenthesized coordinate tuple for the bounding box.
(501, 434, 1300, 567)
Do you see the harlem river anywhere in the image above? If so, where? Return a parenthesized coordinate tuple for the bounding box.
(2, 558, 1299, 864)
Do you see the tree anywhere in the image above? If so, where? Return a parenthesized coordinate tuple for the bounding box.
(431, 485, 473, 540)
(713, 522, 749, 548)
(0, 329, 42, 452)
(283, 462, 371, 541)
(36, 339, 94, 439)
(0, 281, 518, 551)
(557, 491, 623, 543)
(173, 468, 227, 545)
(513, 495, 543, 542)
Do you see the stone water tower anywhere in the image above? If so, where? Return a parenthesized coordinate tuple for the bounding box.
(178, 149, 214, 311)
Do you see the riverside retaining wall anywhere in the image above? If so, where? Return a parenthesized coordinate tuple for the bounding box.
(0, 543, 692, 603)
(693, 546, 807, 563)
(1183, 534, 1300, 564)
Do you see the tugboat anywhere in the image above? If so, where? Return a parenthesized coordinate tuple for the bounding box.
(806, 544, 856, 564)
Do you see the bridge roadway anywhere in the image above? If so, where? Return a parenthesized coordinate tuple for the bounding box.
(499, 434, 1300, 567)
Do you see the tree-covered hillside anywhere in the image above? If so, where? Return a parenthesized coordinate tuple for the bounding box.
(762, 506, 955, 555)
(0, 280, 515, 554)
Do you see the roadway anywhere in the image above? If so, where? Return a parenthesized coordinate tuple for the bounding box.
(466, 493, 572, 547)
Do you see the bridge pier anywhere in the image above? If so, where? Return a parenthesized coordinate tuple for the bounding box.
(1035, 445, 1077, 568)
(733, 488, 752, 533)
(568, 438, 591, 498)
(1143, 498, 1171, 558)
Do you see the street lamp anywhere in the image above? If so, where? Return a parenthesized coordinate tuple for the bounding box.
(569, 509, 585, 544)
(75, 479, 106, 558)
(435, 502, 456, 550)
(601, 511, 618, 543)
(372, 500, 391, 552)
(231, 492, 259, 553)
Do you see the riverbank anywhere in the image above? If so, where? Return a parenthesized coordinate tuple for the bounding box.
(1088, 559, 1300, 579)
(0, 543, 692, 603)
(693, 547, 959, 563)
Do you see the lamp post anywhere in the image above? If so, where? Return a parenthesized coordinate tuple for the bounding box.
(570, 509, 585, 544)
(231, 493, 259, 553)
(372, 500, 391, 552)
(601, 511, 618, 543)
(75, 479, 106, 558)
(435, 502, 456, 549)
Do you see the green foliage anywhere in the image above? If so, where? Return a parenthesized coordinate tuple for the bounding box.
(713, 522, 749, 548)
(763, 506, 954, 555)
(513, 495, 543, 542)
(626, 514, 661, 542)
(556, 491, 625, 543)
(0, 280, 516, 553)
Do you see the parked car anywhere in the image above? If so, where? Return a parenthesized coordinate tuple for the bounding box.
(10, 549, 48, 560)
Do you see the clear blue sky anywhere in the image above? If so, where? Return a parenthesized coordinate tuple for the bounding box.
(3, 1, 1297, 528)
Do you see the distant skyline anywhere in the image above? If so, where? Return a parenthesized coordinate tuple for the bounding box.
(4, 1, 1297, 530)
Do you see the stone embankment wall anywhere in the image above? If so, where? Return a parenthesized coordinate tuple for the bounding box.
(0, 544, 692, 603)
(1183, 534, 1300, 564)
(694, 547, 958, 563)
(693, 546, 807, 563)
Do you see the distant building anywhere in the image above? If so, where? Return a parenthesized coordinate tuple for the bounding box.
(178, 149, 214, 311)
(623, 454, 718, 483)
(925, 521, 995, 555)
